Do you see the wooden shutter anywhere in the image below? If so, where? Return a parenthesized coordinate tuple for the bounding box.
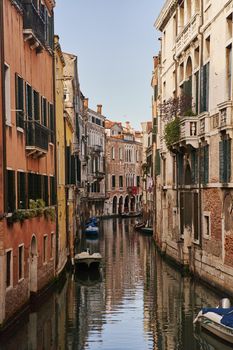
(219, 141, 224, 182)
(227, 138, 231, 182)
(204, 145, 209, 184)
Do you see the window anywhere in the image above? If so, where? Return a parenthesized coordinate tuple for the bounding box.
(195, 71, 199, 114)
(50, 233, 54, 258)
(18, 245, 24, 280)
(50, 176, 56, 205)
(137, 176, 140, 187)
(119, 147, 123, 160)
(43, 235, 48, 263)
(33, 90, 40, 121)
(41, 97, 47, 126)
(49, 104, 54, 143)
(203, 212, 211, 238)
(4, 64, 11, 124)
(6, 170, 16, 213)
(219, 137, 231, 183)
(17, 172, 26, 209)
(200, 63, 209, 113)
(43, 175, 49, 206)
(205, 36, 210, 61)
(112, 175, 116, 188)
(119, 176, 123, 188)
(26, 84, 32, 120)
(200, 145, 209, 184)
(179, 3, 184, 32)
(15, 74, 24, 128)
(227, 13, 233, 40)
(111, 147, 115, 160)
(226, 45, 232, 100)
(155, 150, 161, 176)
(162, 158, 166, 186)
(6, 250, 12, 288)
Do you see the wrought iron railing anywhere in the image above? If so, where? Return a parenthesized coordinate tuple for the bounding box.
(22, 1, 46, 45)
(26, 120, 49, 151)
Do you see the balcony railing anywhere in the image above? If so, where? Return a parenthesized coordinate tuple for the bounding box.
(179, 116, 199, 148)
(92, 145, 103, 153)
(176, 13, 200, 56)
(94, 171, 105, 180)
(26, 120, 49, 157)
(218, 101, 233, 130)
(22, 1, 46, 50)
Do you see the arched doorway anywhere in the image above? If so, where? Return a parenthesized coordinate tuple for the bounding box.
(124, 195, 129, 213)
(118, 196, 123, 214)
(112, 196, 117, 214)
(30, 235, 38, 293)
(130, 196, 136, 212)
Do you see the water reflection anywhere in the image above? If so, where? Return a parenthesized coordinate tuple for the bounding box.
(0, 219, 225, 350)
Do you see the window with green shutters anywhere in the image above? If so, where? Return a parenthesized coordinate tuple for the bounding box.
(6, 170, 16, 213)
(49, 104, 55, 143)
(177, 153, 184, 185)
(155, 150, 161, 176)
(17, 172, 26, 209)
(200, 63, 209, 113)
(26, 84, 32, 120)
(219, 138, 231, 183)
(200, 145, 209, 184)
(33, 90, 40, 121)
(15, 74, 25, 128)
(191, 150, 198, 184)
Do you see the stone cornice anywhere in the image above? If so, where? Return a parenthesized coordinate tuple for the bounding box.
(154, 0, 177, 31)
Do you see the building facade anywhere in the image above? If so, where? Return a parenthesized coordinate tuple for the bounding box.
(141, 121, 154, 225)
(1, 0, 56, 326)
(85, 101, 106, 217)
(63, 52, 81, 262)
(54, 35, 67, 275)
(104, 120, 143, 216)
(155, 0, 233, 293)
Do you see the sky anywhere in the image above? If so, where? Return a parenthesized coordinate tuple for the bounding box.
(55, 0, 164, 130)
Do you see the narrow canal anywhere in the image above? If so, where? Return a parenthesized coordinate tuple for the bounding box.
(1, 219, 225, 350)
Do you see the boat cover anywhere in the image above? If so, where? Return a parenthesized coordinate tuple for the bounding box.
(202, 308, 233, 328)
(202, 308, 233, 316)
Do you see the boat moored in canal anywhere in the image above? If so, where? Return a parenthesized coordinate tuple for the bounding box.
(74, 249, 102, 269)
(194, 298, 233, 345)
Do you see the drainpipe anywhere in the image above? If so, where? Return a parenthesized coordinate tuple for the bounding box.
(0, 0, 6, 324)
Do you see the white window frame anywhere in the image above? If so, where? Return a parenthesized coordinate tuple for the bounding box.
(6, 248, 13, 290)
(203, 211, 211, 239)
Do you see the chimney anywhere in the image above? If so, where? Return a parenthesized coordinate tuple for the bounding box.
(125, 121, 130, 129)
(97, 104, 102, 115)
(153, 56, 159, 69)
(83, 98, 89, 109)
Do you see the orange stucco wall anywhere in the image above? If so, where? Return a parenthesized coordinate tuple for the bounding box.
(3, 0, 54, 175)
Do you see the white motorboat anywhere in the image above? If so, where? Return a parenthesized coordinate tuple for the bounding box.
(74, 249, 102, 269)
(194, 298, 233, 345)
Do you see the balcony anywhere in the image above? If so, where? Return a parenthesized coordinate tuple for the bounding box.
(94, 171, 105, 180)
(179, 116, 199, 148)
(176, 13, 200, 57)
(91, 145, 103, 153)
(218, 101, 233, 131)
(127, 186, 139, 195)
(198, 112, 210, 137)
(26, 120, 49, 158)
(22, 2, 46, 52)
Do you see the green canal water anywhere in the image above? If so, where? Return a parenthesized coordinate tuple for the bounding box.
(0, 218, 225, 350)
